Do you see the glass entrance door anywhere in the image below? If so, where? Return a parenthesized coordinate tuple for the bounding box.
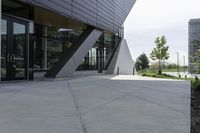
(1, 16, 28, 81)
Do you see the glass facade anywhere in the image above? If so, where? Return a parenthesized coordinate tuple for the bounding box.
(33, 24, 84, 71)
(77, 32, 121, 72)
(32, 6, 122, 73)
(33, 23, 122, 73)
(32, 6, 87, 72)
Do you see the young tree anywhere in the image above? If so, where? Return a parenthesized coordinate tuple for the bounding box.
(135, 53, 150, 72)
(150, 36, 169, 74)
(135, 59, 141, 72)
(194, 49, 200, 73)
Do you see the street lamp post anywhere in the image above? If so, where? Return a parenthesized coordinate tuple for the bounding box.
(183, 55, 185, 73)
(176, 52, 180, 75)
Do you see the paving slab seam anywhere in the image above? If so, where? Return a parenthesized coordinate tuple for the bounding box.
(66, 80, 88, 133)
(91, 81, 149, 94)
(133, 94, 189, 115)
(81, 86, 148, 116)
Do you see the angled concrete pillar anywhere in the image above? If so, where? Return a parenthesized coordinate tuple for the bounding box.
(106, 39, 134, 75)
(44, 27, 102, 78)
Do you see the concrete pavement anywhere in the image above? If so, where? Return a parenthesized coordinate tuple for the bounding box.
(0, 75, 190, 133)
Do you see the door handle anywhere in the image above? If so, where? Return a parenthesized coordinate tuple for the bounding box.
(7, 54, 11, 62)
(11, 54, 15, 62)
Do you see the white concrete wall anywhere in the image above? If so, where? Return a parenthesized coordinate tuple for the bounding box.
(106, 39, 134, 75)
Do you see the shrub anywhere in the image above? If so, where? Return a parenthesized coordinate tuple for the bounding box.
(142, 73, 178, 79)
(192, 80, 200, 91)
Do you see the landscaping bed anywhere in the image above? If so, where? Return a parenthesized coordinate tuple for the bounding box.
(191, 81, 200, 133)
(142, 73, 179, 79)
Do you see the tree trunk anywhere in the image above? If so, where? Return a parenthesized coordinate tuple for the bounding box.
(158, 59, 162, 74)
(199, 63, 200, 74)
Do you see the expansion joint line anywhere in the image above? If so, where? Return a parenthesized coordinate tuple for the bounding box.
(66, 80, 88, 133)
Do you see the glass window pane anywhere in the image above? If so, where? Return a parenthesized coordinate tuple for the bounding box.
(1, 19, 7, 79)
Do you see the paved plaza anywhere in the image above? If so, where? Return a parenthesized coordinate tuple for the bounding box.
(0, 75, 190, 133)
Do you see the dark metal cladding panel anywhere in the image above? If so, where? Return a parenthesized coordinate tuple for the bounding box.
(23, 0, 136, 33)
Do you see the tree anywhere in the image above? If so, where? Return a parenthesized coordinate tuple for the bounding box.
(194, 49, 200, 73)
(150, 36, 169, 74)
(135, 53, 150, 72)
(135, 59, 141, 72)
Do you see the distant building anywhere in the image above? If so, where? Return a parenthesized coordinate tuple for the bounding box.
(188, 19, 200, 73)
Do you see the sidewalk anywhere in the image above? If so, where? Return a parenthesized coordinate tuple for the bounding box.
(0, 75, 190, 133)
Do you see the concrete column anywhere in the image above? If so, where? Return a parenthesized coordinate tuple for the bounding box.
(0, 0, 1, 82)
(43, 27, 47, 70)
(106, 39, 134, 75)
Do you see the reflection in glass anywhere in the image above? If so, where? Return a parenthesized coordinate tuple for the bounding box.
(1, 19, 7, 79)
(47, 39, 63, 68)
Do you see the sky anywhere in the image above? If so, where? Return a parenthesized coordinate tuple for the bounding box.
(124, 0, 200, 65)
